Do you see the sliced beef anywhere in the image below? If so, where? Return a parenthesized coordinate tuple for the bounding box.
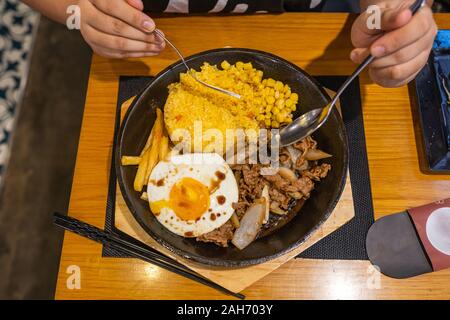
(302, 163, 331, 181)
(291, 177, 315, 198)
(196, 221, 235, 247)
(232, 201, 249, 217)
(268, 187, 291, 209)
(293, 136, 317, 153)
(229, 136, 331, 236)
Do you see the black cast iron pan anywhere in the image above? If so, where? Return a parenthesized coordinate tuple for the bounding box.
(116, 48, 348, 267)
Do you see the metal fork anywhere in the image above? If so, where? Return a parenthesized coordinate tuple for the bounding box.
(154, 29, 241, 99)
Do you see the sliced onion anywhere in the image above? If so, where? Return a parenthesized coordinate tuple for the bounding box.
(289, 192, 303, 199)
(278, 167, 297, 182)
(270, 202, 287, 215)
(231, 202, 266, 250)
(304, 149, 332, 161)
(287, 145, 302, 165)
(261, 185, 270, 224)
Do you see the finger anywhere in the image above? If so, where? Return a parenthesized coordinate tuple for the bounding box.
(350, 47, 371, 64)
(351, 13, 383, 48)
(379, 2, 413, 32)
(351, 2, 412, 48)
(83, 24, 165, 53)
(126, 0, 144, 11)
(370, 6, 434, 58)
(369, 26, 435, 69)
(86, 3, 163, 44)
(92, 45, 159, 59)
(90, 0, 155, 33)
(368, 49, 430, 87)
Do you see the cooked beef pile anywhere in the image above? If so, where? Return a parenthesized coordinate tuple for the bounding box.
(196, 221, 235, 247)
(196, 136, 331, 248)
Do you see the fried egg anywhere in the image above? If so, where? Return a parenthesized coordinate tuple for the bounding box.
(147, 153, 238, 237)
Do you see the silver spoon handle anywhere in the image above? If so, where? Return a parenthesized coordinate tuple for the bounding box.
(154, 29, 190, 72)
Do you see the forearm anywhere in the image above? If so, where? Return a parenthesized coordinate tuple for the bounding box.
(21, 0, 78, 24)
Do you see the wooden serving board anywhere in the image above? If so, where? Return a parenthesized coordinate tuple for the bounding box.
(113, 94, 355, 293)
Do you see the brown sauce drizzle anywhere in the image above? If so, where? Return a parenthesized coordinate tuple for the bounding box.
(217, 195, 226, 205)
(210, 213, 216, 221)
(156, 178, 165, 186)
(215, 171, 226, 180)
(184, 231, 193, 237)
(209, 171, 226, 194)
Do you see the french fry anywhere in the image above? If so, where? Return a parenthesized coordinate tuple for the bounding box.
(145, 134, 161, 181)
(134, 148, 151, 192)
(134, 108, 165, 191)
(121, 156, 142, 166)
(140, 108, 164, 157)
(144, 109, 164, 181)
(159, 136, 169, 161)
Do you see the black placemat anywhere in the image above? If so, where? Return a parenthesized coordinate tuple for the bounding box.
(103, 75, 374, 260)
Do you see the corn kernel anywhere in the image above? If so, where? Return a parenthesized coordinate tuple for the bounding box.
(276, 113, 284, 123)
(285, 99, 293, 108)
(271, 120, 280, 128)
(243, 62, 253, 70)
(267, 78, 275, 87)
(284, 89, 291, 99)
(290, 93, 299, 102)
(266, 96, 275, 105)
(272, 107, 280, 115)
(276, 98, 285, 108)
(257, 115, 265, 121)
(265, 105, 272, 113)
(265, 119, 271, 127)
(221, 61, 231, 70)
(274, 81, 284, 91)
(236, 61, 244, 69)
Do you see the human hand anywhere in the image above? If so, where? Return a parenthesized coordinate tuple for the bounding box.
(351, 0, 437, 87)
(77, 0, 165, 58)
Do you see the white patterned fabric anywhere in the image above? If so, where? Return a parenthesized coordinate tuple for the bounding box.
(143, 0, 326, 13)
(0, 0, 39, 188)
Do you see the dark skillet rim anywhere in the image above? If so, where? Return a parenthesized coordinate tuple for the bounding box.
(115, 48, 349, 267)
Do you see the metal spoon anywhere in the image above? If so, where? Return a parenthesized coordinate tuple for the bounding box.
(154, 29, 241, 99)
(279, 0, 426, 147)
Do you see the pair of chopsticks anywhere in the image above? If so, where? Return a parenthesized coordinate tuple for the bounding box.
(53, 213, 245, 299)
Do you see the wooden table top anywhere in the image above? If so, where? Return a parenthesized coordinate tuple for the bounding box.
(55, 13, 450, 300)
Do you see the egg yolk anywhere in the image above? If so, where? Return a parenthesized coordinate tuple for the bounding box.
(167, 177, 210, 221)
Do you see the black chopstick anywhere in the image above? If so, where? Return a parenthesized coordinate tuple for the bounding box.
(53, 212, 245, 299)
